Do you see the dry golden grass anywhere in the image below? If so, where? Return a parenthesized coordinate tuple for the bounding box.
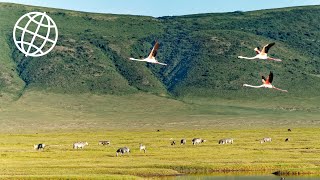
(1, 128, 320, 179)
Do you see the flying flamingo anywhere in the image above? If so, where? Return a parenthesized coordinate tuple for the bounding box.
(243, 71, 288, 92)
(129, 41, 167, 66)
(238, 42, 282, 62)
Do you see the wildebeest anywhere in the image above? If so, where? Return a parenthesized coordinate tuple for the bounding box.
(171, 140, 176, 145)
(260, 137, 272, 144)
(98, 140, 110, 146)
(73, 142, 88, 149)
(192, 138, 206, 145)
(116, 147, 130, 156)
(285, 138, 290, 142)
(218, 138, 233, 144)
(34, 143, 45, 150)
(288, 129, 292, 132)
(139, 144, 146, 153)
(180, 138, 186, 145)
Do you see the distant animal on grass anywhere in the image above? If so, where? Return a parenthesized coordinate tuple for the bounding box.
(285, 138, 290, 142)
(180, 139, 186, 145)
(157, 129, 160, 132)
(171, 140, 176, 145)
(139, 144, 146, 153)
(34, 143, 45, 150)
(260, 137, 272, 144)
(219, 138, 233, 144)
(98, 140, 110, 146)
(288, 129, 292, 132)
(73, 142, 88, 149)
(280, 177, 285, 180)
(192, 138, 206, 145)
(116, 147, 130, 156)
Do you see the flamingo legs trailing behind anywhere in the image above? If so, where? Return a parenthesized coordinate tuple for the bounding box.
(129, 41, 167, 66)
(238, 42, 282, 62)
(243, 71, 288, 92)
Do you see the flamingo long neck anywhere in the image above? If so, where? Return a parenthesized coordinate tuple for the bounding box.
(243, 84, 265, 88)
(130, 58, 146, 61)
(238, 56, 258, 60)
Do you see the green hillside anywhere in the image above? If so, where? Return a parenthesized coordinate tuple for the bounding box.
(0, 3, 319, 99)
(1, 4, 320, 178)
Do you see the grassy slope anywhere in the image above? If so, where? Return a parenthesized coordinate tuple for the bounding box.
(0, 3, 318, 132)
(0, 90, 318, 133)
(0, 3, 319, 98)
(0, 3, 167, 96)
(158, 9, 320, 97)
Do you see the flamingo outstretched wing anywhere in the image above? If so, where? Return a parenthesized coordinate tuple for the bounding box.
(267, 71, 273, 84)
(148, 41, 159, 59)
(262, 42, 275, 54)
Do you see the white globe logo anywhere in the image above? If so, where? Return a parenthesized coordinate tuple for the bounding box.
(13, 12, 58, 57)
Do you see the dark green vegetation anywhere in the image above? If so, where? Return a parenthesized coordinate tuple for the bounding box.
(0, 3, 319, 98)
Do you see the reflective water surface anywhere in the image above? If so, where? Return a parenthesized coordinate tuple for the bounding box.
(172, 175, 319, 180)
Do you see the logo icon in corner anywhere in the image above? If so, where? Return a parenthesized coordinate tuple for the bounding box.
(13, 12, 58, 57)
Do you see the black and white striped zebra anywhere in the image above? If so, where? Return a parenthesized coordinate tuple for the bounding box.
(139, 144, 146, 153)
(218, 138, 233, 144)
(171, 140, 176, 145)
(73, 142, 88, 149)
(192, 138, 206, 145)
(180, 139, 186, 145)
(260, 137, 272, 144)
(116, 147, 130, 156)
(98, 140, 110, 146)
(34, 143, 45, 150)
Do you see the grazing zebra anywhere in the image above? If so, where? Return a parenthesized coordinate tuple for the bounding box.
(280, 177, 285, 180)
(34, 143, 45, 150)
(260, 137, 272, 144)
(98, 140, 110, 146)
(192, 138, 204, 145)
(139, 144, 146, 153)
(73, 142, 88, 149)
(171, 140, 176, 145)
(180, 139, 186, 145)
(285, 138, 290, 142)
(218, 138, 233, 144)
(116, 147, 130, 156)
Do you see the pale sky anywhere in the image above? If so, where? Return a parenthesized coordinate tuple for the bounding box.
(0, 0, 320, 17)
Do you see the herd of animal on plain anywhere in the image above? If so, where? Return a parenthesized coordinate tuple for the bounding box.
(34, 129, 292, 156)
